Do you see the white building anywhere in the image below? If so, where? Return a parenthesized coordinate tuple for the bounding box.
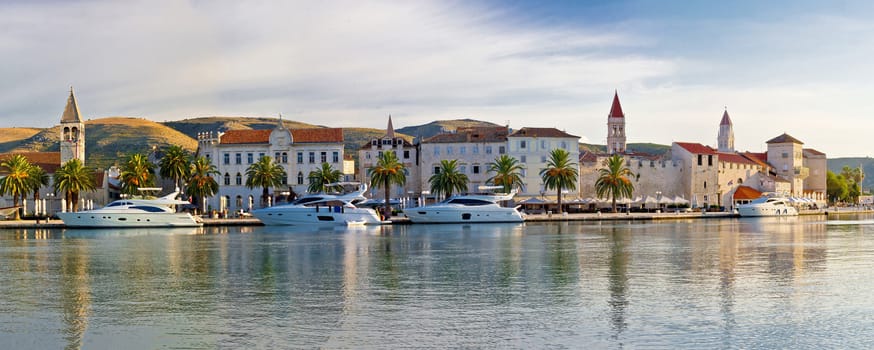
(197, 119, 345, 213)
(507, 127, 580, 198)
(419, 126, 509, 195)
(357, 116, 420, 200)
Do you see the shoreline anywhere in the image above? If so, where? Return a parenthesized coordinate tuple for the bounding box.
(1, 209, 872, 229)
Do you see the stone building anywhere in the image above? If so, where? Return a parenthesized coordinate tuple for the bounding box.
(357, 116, 420, 200)
(196, 118, 345, 212)
(507, 127, 580, 198)
(419, 126, 509, 195)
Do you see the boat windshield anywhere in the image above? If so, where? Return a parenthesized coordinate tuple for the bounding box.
(130, 205, 168, 213)
(106, 201, 133, 207)
(445, 198, 494, 206)
(292, 197, 324, 205)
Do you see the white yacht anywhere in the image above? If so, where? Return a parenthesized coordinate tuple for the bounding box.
(57, 191, 201, 228)
(252, 183, 382, 226)
(403, 190, 524, 224)
(737, 196, 799, 217)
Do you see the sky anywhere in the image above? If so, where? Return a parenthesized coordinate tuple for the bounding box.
(1, 0, 873, 157)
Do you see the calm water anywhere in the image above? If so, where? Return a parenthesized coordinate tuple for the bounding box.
(3, 215, 874, 349)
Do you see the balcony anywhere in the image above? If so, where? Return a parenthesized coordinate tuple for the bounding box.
(794, 166, 809, 179)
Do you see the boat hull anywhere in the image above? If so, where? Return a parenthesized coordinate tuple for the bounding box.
(57, 212, 202, 228)
(403, 207, 524, 224)
(252, 206, 381, 226)
(737, 206, 798, 217)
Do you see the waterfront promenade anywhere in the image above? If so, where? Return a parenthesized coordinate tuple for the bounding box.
(2, 208, 870, 229)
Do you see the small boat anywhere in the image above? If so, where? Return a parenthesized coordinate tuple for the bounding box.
(252, 182, 381, 226)
(403, 188, 524, 224)
(56, 191, 201, 228)
(737, 195, 799, 217)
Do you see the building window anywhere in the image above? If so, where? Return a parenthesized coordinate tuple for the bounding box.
(224, 173, 230, 185)
(247, 153, 254, 164)
(447, 146, 453, 155)
(275, 152, 280, 161)
(309, 152, 315, 163)
(297, 152, 303, 163)
(333, 151, 339, 163)
(320, 152, 327, 163)
(460, 165, 466, 174)
(282, 152, 288, 163)
(282, 175, 288, 185)
(485, 146, 492, 154)
(460, 146, 466, 155)
(521, 155, 527, 163)
(541, 156, 547, 163)
(499, 146, 506, 154)
(365, 152, 371, 160)
(472, 165, 480, 174)
(697, 155, 702, 166)
(403, 150, 410, 159)
(258, 153, 264, 160)
(520, 141, 527, 149)
(472, 145, 479, 154)
(434, 147, 440, 156)
(704, 181, 707, 189)
(560, 141, 567, 149)
(297, 172, 304, 185)
(434, 167, 440, 174)
(540, 140, 546, 149)
(235, 153, 241, 165)
(782, 152, 789, 158)
(223, 153, 230, 165)
(707, 155, 713, 166)
(236, 173, 242, 185)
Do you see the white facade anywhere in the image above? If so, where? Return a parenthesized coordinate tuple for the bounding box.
(197, 122, 345, 213)
(418, 127, 509, 195)
(507, 128, 580, 198)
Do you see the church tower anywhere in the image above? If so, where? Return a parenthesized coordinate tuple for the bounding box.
(717, 109, 734, 152)
(606, 91, 626, 154)
(60, 87, 85, 165)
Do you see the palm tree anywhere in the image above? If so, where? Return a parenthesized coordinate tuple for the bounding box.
(159, 145, 191, 191)
(119, 153, 156, 196)
(28, 165, 50, 213)
(246, 156, 286, 206)
(308, 162, 343, 193)
(0, 154, 34, 219)
(539, 148, 579, 214)
(185, 155, 219, 214)
(429, 159, 469, 198)
(368, 151, 406, 218)
(594, 154, 635, 213)
(487, 154, 525, 193)
(53, 159, 96, 212)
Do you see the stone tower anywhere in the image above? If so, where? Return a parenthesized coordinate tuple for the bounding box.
(60, 87, 85, 165)
(606, 91, 626, 154)
(717, 109, 734, 152)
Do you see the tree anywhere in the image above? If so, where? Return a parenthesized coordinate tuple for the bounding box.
(539, 148, 579, 213)
(308, 162, 343, 193)
(0, 155, 34, 219)
(245, 156, 286, 206)
(119, 153, 156, 196)
(841, 165, 865, 204)
(486, 154, 525, 193)
(368, 151, 406, 218)
(28, 165, 50, 210)
(429, 159, 469, 199)
(827, 170, 850, 204)
(53, 159, 96, 212)
(159, 145, 191, 191)
(594, 154, 635, 213)
(185, 155, 219, 214)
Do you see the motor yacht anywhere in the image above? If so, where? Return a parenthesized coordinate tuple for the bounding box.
(737, 196, 799, 217)
(403, 189, 524, 223)
(251, 182, 381, 226)
(56, 191, 201, 228)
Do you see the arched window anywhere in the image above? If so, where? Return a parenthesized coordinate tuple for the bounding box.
(738, 178, 743, 184)
(703, 181, 707, 189)
(63, 127, 71, 141)
(297, 172, 304, 185)
(282, 152, 288, 163)
(71, 127, 79, 141)
(236, 173, 242, 185)
(235, 195, 243, 209)
(224, 173, 230, 185)
(248, 195, 254, 210)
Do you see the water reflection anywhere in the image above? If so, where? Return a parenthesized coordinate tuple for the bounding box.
(607, 226, 630, 339)
(60, 240, 90, 350)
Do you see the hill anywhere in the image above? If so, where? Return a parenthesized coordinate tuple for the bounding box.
(828, 157, 874, 190)
(396, 119, 501, 140)
(163, 116, 321, 140)
(579, 143, 671, 156)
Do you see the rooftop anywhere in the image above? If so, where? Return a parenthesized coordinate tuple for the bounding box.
(509, 127, 579, 139)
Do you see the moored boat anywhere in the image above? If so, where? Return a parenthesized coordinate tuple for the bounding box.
(403, 189, 524, 224)
(251, 182, 381, 226)
(56, 191, 201, 228)
(737, 196, 799, 217)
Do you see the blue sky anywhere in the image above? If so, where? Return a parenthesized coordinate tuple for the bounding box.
(1, 0, 872, 157)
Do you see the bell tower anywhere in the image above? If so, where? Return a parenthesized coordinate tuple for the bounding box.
(717, 109, 734, 152)
(60, 87, 85, 165)
(606, 90, 626, 154)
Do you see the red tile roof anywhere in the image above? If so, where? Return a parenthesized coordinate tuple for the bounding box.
(424, 126, 508, 143)
(803, 148, 826, 156)
(509, 127, 579, 138)
(220, 130, 271, 144)
(717, 152, 758, 166)
(674, 142, 716, 155)
(741, 152, 769, 168)
(292, 128, 344, 143)
(0, 152, 61, 173)
(579, 151, 598, 163)
(733, 186, 762, 200)
(609, 91, 624, 118)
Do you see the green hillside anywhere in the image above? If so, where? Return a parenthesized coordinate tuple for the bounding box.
(396, 119, 500, 140)
(163, 116, 321, 139)
(828, 157, 874, 190)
